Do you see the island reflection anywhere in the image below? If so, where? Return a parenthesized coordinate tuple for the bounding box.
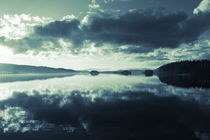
(0, 61, 210, 140)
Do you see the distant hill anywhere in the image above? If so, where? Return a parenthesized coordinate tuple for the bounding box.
(156, 60, 210, 75)
(0, 63, 76, 74)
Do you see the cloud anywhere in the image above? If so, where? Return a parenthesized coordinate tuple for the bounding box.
(1, 35, 61, 54)
(35, 11, 210, 52)
(194, 0, 210, 14)
(89, 0, 101, 10)
(87, 11, 210, 50)
(0, 14, 51, 40)
(1, 10, 210, 54)
(35, 20, 83, 45)
(136, 39, 210, 62)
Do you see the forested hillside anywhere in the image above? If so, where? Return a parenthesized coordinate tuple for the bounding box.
(157, 60, 210, 75)
(0, 63, 75, 74)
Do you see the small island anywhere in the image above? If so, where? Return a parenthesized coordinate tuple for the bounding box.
(120, 70, 132, 76)
(144, 70, 153, 77)
(90, 70, 100, 76)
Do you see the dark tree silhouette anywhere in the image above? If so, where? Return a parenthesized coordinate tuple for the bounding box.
(157, 60, 210, 75)
(157, 60, 210, 88)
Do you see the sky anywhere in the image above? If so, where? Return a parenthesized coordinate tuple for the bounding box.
(0, 0, 210, 70)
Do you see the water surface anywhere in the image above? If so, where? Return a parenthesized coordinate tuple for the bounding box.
(0, 74, 210, 140)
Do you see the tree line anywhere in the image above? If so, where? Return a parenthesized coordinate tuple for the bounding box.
(158, 60, 210, 74)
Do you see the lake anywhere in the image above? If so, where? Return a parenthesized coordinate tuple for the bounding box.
(0, 74, 210, 140)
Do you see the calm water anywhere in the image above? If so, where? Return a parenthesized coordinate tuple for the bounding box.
(0, 74, 210, 140)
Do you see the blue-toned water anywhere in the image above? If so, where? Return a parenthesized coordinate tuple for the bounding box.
(0, 74, 210, 140)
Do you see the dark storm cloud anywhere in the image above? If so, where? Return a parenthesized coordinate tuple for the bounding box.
(33, 10, 210, 53)
(1, 10, 210, 54)
(35, 20, 83, 45)
(84, 11, 210, 49)
(1, 91, 210, 139)
(84, 11, 189, 47)
(35, 20, 80, 37)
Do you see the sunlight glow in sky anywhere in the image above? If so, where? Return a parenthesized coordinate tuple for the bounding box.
(0, 0, 209, 70)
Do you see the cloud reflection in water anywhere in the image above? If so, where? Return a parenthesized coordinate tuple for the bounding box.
(0, 74, 210, 140)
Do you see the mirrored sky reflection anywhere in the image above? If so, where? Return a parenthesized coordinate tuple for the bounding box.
(0, 74, 210, 140)
(1, 0, 210, 139)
